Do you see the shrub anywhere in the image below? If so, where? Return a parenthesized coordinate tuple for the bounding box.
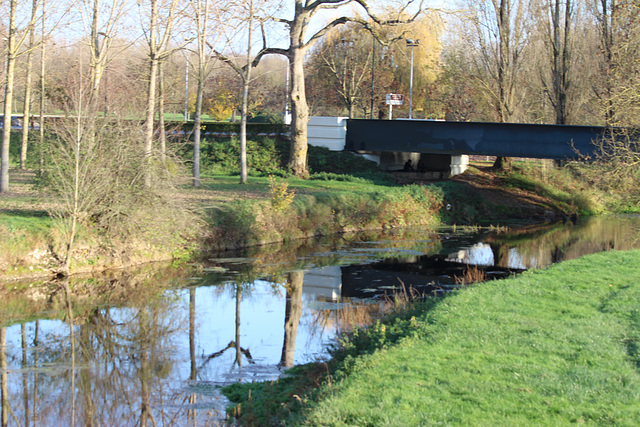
(268, 175, 295, 213)
(199, 136, 287, 175)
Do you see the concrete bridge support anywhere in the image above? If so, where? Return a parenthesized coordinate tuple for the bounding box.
(377, 152, 469, 177)
(307, 116, 469, 178)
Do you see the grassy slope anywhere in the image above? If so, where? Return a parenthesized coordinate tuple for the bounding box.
(227, 250, 640, 426)
(307, 250, 640, 425)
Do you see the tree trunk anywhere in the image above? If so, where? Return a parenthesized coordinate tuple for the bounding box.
(188, 287, 197, 421)
(62, 116, 83, 276)
(240, 74, 249, 184)
(158, 61, 167, 161)
(492, 156, 513, 171)
(39, 0, 46, 174)
(20, 0, 37, 170)
(0, 0, 17, 193)
(550, 0, 572, 125)
(90, 0, 105, 97)
(79, 325, 96, 425)
(288, 48, 309, 177)
(193, 73, 203, 187)
(490, 0, 521, 172)
(240, 0, 254, 185)
(143, 0, 159, 187)
(235, 284, 242, 367)
(21, 325, 29, 427)
(144, 56, 158, 185)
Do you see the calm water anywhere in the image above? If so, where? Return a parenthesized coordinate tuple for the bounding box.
(1, 216, 639, 425)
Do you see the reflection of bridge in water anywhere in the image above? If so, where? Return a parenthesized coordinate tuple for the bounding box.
(301, 216, 640, 300)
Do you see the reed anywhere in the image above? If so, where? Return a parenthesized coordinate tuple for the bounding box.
(454, 264, 487, 285)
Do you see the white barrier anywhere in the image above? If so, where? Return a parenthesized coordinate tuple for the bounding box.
(307, 116, 347, 151)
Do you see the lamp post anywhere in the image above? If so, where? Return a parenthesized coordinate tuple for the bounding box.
(406, 39, 419, 119)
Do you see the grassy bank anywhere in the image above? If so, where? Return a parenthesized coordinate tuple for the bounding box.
(224, 250, 640, 425)
(1, 139, 637, 279)
(204, 175, 443, 248)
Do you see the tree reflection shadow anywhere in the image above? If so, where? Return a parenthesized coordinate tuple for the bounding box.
(200, 282, 255, 374)
(1, 274, 195, 426)
(280, 271, 304, 368)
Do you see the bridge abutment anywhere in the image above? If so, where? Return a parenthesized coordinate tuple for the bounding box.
(307, 116, 469, 178)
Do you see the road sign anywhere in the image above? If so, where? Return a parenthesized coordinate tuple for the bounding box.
(386, 94, 404, 105)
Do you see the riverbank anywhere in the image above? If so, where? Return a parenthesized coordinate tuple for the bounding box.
(0, 155, 633, 281)
(223, 249, 640, 425)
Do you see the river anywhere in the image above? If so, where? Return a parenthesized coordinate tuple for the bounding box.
(1, 216, 639, 425)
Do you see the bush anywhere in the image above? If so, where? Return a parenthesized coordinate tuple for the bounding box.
(308, 145, 390, 183)
(180, 121, 288, 135)
(248, 112, 284, 124)
(198, 136, 287, 175)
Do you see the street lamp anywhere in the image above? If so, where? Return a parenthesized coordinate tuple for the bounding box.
(406, 38, 420, 119)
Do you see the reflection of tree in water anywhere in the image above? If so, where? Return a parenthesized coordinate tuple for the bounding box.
(487, 217, 640, 269)
(280, 271, 304, 368)
(197, 271, 305, 371)
(199, 280, 257, 374)
(1, 326, 7, 427)
(92, 293, 185, 426)
(1, 277, 189, 426)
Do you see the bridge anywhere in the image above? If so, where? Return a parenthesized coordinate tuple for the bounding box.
(308, 117, 612, 178)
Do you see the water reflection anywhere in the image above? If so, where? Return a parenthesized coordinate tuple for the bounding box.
(1, 216, 640, 425)
(280, 271, 304, 368)
(450, 216, 640, 270)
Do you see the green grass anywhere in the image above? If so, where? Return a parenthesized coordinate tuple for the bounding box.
(0, 211, 54, 276)
(0, 211, 53, 252)
(0, 210, 52, 232)
(504, 162, 607, 215)
(200, 173, 389, 195)
(225, 250, 640, 426)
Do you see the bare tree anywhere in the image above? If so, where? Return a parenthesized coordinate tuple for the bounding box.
(1, 0, 67, 189)
(1, 0, 48, 192)
(139, 0, 184, 185)
(309, 24, 374, 118)
(587, 0, 640, 126)
(588, 0, 617, 124)
(253, 0, 426, 177)
(462, 0, 531, 170)
(19, 0, 39, 170)
(583, 2, 640, 201)
(81, 0, 131, 101)
(539, 0, 574, 125)
(187, 0, 222, 187)
(45, 78, 114, 274)
(212, 0, 276, 184)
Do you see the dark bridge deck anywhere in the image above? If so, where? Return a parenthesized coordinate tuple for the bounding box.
(345, 119, 611, 160)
